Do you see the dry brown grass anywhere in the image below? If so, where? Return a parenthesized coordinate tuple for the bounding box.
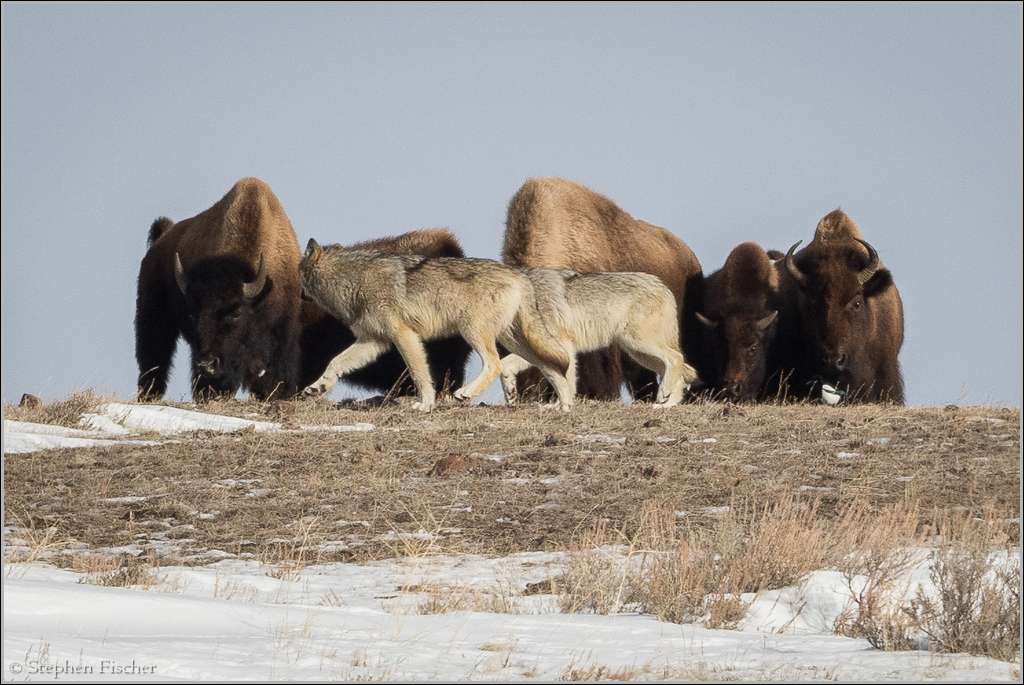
(4, 392, 1020, 660)
(5, 394, 1017, 563)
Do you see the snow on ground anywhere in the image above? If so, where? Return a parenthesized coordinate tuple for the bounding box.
(3, 402, 373, 454)
(3, 405, 1019, 681)
(4, 553, 1019, 682)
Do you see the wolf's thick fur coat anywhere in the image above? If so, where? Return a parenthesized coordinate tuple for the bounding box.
(500, 269, 698, 409)
(298, 241, 572, 412)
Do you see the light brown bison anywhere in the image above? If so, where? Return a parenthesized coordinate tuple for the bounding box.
(697, 242, 781, 402)
(502, 177, 705, 401)
(135, 177, 302, 401)
(776, 209, 905, 404)
(299, 229, 473, 397)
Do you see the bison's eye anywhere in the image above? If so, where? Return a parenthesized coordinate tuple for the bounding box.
(850, 299, 863, 311)
(222, 306, 243, 322)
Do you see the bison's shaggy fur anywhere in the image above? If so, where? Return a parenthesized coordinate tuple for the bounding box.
(502, 177, 705, 402)
(775, 209, 905, 404)
(135, 177, 303, 402)
(298, 229, 473, 398)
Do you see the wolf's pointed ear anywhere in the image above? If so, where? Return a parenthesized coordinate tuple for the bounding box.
(304, 238, 322, 262)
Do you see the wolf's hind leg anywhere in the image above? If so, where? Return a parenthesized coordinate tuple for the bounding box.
(303, 339, 390, 397)
(621, 337, 693, 408)
(534, 362, 574, 411)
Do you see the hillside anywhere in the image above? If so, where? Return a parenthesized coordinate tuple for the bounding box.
(5, 393, 1018, 566)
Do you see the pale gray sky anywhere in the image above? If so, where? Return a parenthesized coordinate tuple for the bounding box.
(2, 3, 1021, 407)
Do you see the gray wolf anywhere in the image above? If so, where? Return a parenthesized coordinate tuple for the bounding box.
(298, 240, 570, 412)
(500, 268, 699, 410)
(299, 228, 472, 397)
(502, 177, 705, 401)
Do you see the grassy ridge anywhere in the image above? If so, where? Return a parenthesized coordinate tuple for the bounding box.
(4, 391, 1020, 663)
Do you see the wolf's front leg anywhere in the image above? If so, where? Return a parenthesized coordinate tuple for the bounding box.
(390, 324, 436, 412)
(456, 337, 504, 401)
(303, 339, 390, 397)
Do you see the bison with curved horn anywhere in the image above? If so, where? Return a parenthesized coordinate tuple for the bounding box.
(135, 177, 303, 402)
(775, 209, 905, 404)
(299, 228, 473, 398)
(697, 242, 782, 402)
(501, 177, 706, 402)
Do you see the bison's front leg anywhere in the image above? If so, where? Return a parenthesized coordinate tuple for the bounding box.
(135, 279, 180, 402)
(303, 338, 391, 397)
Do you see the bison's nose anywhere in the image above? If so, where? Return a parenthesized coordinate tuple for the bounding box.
(197, 356, 221, 376)
(722, 376, 750, 403)
(823, 352, 847, 374)
(726, 384, 753, 403)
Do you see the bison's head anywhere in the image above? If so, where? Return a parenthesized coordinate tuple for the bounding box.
(783, 238, 894, 387)
(175, 252, 270, 390)
(697, 309, 778, 402)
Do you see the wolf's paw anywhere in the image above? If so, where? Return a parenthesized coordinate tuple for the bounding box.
(411, 400, 435, 413)
(539, 401, 571, 412)
(453, 387, 475, 402)
(302, 383, 327, 398)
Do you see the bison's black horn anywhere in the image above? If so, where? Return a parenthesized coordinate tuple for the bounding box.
(855, 239, 879, 285)
(784, 241, 807, 286)
(243, 253, 268, 300)
(174, 253, 188, 295)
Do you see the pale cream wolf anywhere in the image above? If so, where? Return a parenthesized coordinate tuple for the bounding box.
(500, 268, 698, 409)
(298, 239, 571, 412)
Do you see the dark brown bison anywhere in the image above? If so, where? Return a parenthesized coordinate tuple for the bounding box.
(775, 209, 905, 404)
(135, 177, 303, 401)
(502, 177, 705, 401)
(697, 242, 782, 402)
(298, 229, 473, 397)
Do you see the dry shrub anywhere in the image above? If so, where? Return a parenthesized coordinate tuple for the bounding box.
(5, 388, 104, 428)
(635, 533, 718, 624)
(558, 662, 639, 681)
(257, 517, 323, 580)
(729, 492, 833, 592)
(633, 494, 832, 627)
(558, 520, 637, 615)
(4, 513, 66, 570)
(412, 579, 520, 615)
(907, 508, 1021, 662)
(74, 553, 157, 588)
(830, 499, 925, 645)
